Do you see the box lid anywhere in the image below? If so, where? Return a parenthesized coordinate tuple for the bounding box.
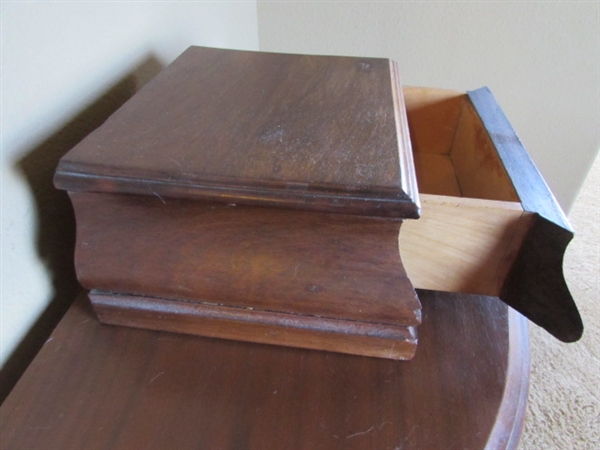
(55, 46, 420, 218)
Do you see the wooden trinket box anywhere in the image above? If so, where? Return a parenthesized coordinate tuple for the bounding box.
(55, 47, 582, 361)
(55, 47, 422, 360)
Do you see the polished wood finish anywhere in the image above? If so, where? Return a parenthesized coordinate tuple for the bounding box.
(53, 46, 422, 359)
(71, 193, 419, 327)
(52, 46, 581, 350)
(70, 191, 419, 359)
(54, 46, 419, 219)
(0, 291, 530, 450)
(400, 86, 582, 343)
(91, 292, 417, 360)
(468, 88, 582, 342)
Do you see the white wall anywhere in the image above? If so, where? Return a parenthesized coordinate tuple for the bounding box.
(1, 1, 258, 368)
(258, 1, 599, 211)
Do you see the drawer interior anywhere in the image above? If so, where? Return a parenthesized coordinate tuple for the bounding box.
(403, 87, 520, 202)
(400, 87, 529, 296)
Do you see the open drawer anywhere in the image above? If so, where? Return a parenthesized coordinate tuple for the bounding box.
(399, 86, 583, 342)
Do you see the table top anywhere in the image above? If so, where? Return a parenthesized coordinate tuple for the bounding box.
(0, 290, 529, 450)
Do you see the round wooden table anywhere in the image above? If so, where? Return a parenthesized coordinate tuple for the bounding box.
(0, 290, 529, 449)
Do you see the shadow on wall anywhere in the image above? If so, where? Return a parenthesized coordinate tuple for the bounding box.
(0, 56, 164, 404)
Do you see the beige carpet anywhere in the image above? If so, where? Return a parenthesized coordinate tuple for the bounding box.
(520, 152, 600, 449)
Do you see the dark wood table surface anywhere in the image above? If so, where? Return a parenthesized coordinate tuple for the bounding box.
(0, 290, 529, 450)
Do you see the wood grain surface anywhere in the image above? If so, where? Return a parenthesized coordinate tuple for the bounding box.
(70, 192, 420, 326)
(0, 291, 529, 450)
(90, 291, 417, 360)
(69, 190, 420, 359)
(467, 87, 583, 342)
(54, 46, 419, 218)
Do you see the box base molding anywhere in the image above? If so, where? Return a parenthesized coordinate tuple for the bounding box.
(89, 291, 418, 360)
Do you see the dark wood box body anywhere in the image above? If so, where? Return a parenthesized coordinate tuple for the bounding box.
(55, 47, 423, 360)
(55, 47, 583, 360)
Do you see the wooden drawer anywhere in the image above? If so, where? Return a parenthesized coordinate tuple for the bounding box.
(400, 86, 582, 343)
